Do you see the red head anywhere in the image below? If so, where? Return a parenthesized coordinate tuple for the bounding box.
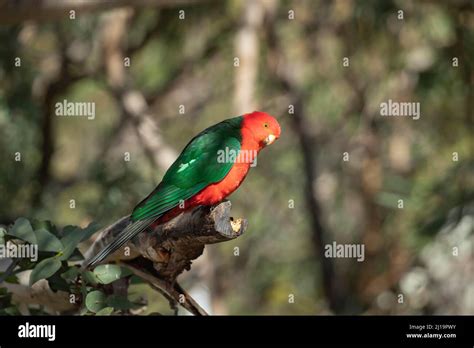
(241, 111, 281, 149)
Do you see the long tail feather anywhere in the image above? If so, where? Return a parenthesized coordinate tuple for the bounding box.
(83, 218, 156, 269)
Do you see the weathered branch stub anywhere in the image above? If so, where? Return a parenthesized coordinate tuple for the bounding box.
(84, 201, 247, 281)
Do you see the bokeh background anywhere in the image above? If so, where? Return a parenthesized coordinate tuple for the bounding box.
(0, 0, 473, 314)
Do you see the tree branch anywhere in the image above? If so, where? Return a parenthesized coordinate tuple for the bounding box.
(0, 280, 76, 314)
(120, 262, 208, 316)
(83, 201, 247, 315)
(84, 201, 246, 279)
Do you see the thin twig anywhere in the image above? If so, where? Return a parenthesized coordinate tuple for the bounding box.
(120, 262, 209, 316)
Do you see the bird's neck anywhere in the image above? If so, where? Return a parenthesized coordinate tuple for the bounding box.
(238, 127, 261, 167)
(240, 126, 264, 153)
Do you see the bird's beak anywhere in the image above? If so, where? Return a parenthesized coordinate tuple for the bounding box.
(264, 134, 276, 146)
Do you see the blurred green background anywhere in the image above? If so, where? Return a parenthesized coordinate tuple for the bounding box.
(0, 0, 473, 314)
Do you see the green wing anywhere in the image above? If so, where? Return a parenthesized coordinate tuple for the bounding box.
(131, 120, 242, 221)
(85, 117, 243, 268)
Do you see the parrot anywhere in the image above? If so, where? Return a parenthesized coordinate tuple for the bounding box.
(85, 111, 281, 268)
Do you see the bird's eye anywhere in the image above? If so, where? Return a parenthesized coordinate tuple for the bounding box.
(263, 123, 269, 128)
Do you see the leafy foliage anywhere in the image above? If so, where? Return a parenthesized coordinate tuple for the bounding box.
(0, 218, 139, 315)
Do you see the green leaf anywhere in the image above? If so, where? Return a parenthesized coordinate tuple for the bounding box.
(81, 271, 99, 285)
(85, 290, 107, 313)
(0, 273, 19, 284)
(35, 228, 63, 252)
(61, 267, 80, 282)
(59, 230, 84, 261)
(95, 307, 114, 316)
(47, 271, 70, 292)
(8, 218, 36, 244)
(31, 220, 58, 236)
(29, 257, 62, 286)
(106, 295, 136, 310)
(3, 306, 21, 315)
(17, 258, 36, 271)
(18, 258, 38, 271)
(80, 280, 88, 309)
(59, 223, 100, 261)
(129, 275, 145, 284)
(93, 264, 127, 284)
(67, 248, 85, 261)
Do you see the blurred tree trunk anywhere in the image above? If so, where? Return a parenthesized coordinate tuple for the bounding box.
(32, 29, 86, 207)
(263, 3, 346, 314)
(201, 0, 268, 315)
(233, 0, 265, 114)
